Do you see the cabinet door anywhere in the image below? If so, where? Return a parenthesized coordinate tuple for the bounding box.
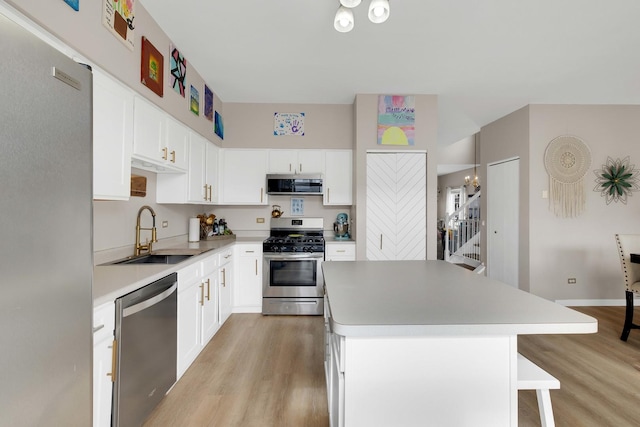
(220, 149, 268, 205)
(187, 132, 208, 203)
(205, 142, 219, 203)
(268, 149, 298, 173)
(234, 244, 262, 311)
(177, 280, 202, 379)
(298, 150, 324, 174)
(93, 337, 114, 427)
(366, 152, 426, 260)
(133, 96, 165, 164)
(324, 150, 353, 205)
(92, 70, 133, 201)
(201, 273, 219, 344)
(219, 251, 234, 324)
(165, 117, 189, 171)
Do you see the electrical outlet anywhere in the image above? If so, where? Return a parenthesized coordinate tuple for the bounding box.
(568, 278, 577, 285)
(162, 221, 168, 228)
(256, 218, 265, 223)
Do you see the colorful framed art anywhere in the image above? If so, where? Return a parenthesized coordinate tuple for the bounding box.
(204, 85, 214, 121)
(190, 85, 199, 116)
(214, 111, 224, 140)
(377, 95, 415, 145)
(63, 0, 79, 11)
(170, 44, 187, 97)
(140, 37, 163, 97)
(103, 0, 135, 50)
(274, 112, 305, 136)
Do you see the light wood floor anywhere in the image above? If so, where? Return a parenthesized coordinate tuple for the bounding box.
(144, 307, 640, 427)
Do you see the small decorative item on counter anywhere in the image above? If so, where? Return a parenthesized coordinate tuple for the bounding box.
(218, 218, 226, 235)
(197, 213, 216, 239)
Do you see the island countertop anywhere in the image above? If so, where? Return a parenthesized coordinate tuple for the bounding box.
(322, 260, 597, 337)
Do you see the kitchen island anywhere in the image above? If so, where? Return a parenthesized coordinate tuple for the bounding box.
(322, 260, 597, 427)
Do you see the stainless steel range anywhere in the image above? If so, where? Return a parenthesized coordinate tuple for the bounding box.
(262, 217, 325, 315)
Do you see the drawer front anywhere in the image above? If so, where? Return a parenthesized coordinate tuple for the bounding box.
(325, 243, 355, 259)
(236, 243, 262, 257)
(93, 301, 115, 343)
(201, 252, 220, 276)
(178, 262, 202, 287)
(219, 247, 233, 265)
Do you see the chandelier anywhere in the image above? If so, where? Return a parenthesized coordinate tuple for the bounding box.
(334, 0, 390, 33)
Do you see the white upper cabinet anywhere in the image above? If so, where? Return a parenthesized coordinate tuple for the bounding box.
(156, 131, 219, 204)
(268, 149, 324, 174)
(132, 96, 187, 172)
(219, 149, 269, 205)
(92, 70, 133, 200)
(323, 150, 353, 205)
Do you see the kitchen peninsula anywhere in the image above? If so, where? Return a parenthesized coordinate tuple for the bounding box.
(322, 261, 597, 427)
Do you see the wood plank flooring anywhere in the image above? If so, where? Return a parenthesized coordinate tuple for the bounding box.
(144, 307, 640, 427)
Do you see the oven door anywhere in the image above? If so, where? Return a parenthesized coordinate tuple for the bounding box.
(263, 253, 324, 299)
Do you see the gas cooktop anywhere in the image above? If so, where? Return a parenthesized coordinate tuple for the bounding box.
(263, 217, 325, 253)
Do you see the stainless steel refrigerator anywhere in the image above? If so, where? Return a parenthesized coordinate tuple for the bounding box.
(0, 12, 93, 426)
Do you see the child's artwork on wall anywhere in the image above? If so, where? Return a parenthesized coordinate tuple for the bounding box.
(190, 85, 199, 116)
(170, 44, 187, 97)
(63, 0, 79, 11)
(140, 37, 163, 97)
(103, 0, 135, 50)
(377, 95, 415, 145)
(204, 85, 214, 121)
(214, 111, 224, 140)
(274, 112, 305, 136)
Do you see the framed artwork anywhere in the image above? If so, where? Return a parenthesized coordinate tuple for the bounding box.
(102, 0, 135, 50)
(593, 156, 639, 204)
(63, 0, 79, 11)
(190, 85, 199, 116)
(377, 95, 415, 145)
(214, 111, 224, 140)
(170, 43, 187, 97)
(204, 85, 214, 121)
(291, 198, 304, 216)
(140, 37, 163, 97)
(274, 112, 305, 136)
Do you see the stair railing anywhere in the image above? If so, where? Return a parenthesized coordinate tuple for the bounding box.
(444, 191, 482, 268)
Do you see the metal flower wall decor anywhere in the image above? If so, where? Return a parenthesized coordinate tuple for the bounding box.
(593, 156, 640, 204)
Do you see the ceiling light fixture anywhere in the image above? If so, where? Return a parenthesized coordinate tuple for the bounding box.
(334, 5, 355, 33)
(334, 0, 390, 33)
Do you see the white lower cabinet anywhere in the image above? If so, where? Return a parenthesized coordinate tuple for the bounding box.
(93, 302, 115, 427)
(234, 243, 263, 313)
(218, 247, 234, 324)
(176, 253, 222, 380)
(325, 242, 356, 261)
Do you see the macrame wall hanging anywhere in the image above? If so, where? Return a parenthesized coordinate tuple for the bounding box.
(544, 135, 592, 218)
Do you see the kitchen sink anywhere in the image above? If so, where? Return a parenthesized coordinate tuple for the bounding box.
(105, 254, 194, 265)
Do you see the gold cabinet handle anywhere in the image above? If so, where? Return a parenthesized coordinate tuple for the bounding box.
(289, 163, 292, 172)
(299, 163, 303, 173)
(162, 147, 168, 160)
(327, 188, 330, 203)
(260, 188, 264, 203)
(380, 234, 383, 250)
(200, 283, 205, 306)
(337, 249, 346, 253)
(203, 184, 208, 201)
(208, 185, 212, 201)
(255, 259, 258, 275)
(206, 278, 211, 301)
(170, 150, 176, 163)
(222, 268, 226, 287)
(107, 339, 117, 383)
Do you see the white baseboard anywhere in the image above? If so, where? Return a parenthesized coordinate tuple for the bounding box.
(555, 299, 631, 307)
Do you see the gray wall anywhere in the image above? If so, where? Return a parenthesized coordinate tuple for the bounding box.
(481, 104, 640, 302)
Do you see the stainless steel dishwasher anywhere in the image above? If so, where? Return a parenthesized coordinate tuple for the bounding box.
(112, 273, 178, 427)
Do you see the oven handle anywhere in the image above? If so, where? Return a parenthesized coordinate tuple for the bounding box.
(263, 253, 324, 261)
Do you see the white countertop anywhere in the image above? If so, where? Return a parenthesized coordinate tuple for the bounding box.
(92, 236, 263, 306)
(322, 260, 597, 337)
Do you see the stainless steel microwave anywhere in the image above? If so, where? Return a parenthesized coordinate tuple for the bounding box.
(266, 174, 323, 195)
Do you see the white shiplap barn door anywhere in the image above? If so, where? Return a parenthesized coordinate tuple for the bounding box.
(366, 152, 426, 260)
